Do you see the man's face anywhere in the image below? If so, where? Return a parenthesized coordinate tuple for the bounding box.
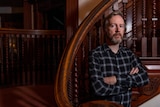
(105, 15, 125, 45)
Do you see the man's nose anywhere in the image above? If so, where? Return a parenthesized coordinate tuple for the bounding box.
(115, 26, 120, 32)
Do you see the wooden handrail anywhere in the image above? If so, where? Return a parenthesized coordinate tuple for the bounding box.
(54, 0, 116, 107)
(0, 28, 64, 35)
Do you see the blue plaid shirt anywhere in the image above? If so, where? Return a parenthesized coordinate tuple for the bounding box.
(89, 43, 149, 107)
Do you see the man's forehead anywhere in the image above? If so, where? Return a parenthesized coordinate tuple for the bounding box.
(109, 16, 125, 24)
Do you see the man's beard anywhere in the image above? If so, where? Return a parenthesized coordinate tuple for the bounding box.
(110, 33, 123, 44)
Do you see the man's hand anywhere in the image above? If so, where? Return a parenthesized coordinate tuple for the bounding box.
(103, 76, 117, 85)
(130, 67, 139, 75)
(103, 67, 139, 85)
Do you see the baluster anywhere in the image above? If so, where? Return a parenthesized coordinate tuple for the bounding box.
(31, 34, 35, 84)
(152, 0, 158, 57)
(141, 0, 147, 57)
(41, 35, 45, 84)
(21, 34, 25, 85)
(132, 0, 137, 53)
(68, 71, 73, 105)
(0, 34, 4, 85)
(0, 34, 3, 85)
(74, 56, 79, 107)
(15, 34, 19, 85)
(95, 21, 100, 46)
(122, 0, 128, 47)
(88, 32, 92, 51)
(82, 41, 90, 95)
(10, 34, 16, 85)
(9, 35, 13, 84)
(25, 34, 30, 85)
(26, 34, 31, 85)
(101, 17, 105, 44)
(16, 34, 21, 85)
(4, 34, 9, 85)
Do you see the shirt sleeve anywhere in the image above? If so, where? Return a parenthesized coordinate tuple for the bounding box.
(116, 54, 149, 88)
(89, 52, 129, 96)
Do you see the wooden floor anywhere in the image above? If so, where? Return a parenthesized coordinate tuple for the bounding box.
(0, 85, 57, 107)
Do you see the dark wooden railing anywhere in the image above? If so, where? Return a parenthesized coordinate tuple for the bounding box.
(0, 28, 65, 87)
(55, 0, 116, 107)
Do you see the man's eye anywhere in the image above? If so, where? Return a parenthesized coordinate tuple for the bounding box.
(120, 25, 125, 28)
(110, 24, 116, 27)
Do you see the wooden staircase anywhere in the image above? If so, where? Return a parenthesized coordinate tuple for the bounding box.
(0, 0, 160, 107)
(55, 0, 160, 107)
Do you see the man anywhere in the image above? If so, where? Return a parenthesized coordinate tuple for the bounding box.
(89, 10, 149, 107)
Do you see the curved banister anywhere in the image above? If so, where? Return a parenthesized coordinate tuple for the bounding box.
(54, 0, 116, 107)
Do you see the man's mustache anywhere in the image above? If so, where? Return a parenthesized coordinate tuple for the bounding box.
(113, 33, 122, 37)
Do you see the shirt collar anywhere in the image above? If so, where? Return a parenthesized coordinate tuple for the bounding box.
(103, 43, 124, 54)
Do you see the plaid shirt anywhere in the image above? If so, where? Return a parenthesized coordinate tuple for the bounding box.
(89, 43, 149, 107)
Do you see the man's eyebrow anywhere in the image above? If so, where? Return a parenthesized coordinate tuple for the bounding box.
(109, 23, 125, 25)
